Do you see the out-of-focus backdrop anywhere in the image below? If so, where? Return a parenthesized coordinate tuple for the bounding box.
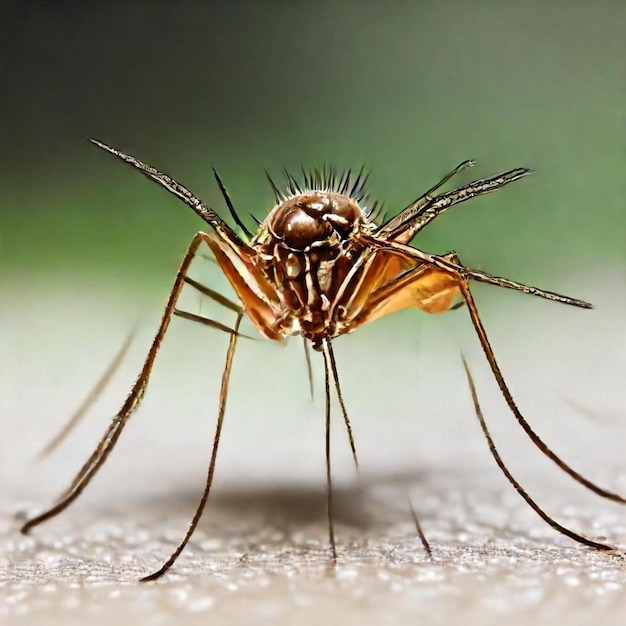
(2, 1, 624, 284)
(1, 2, 625, 625)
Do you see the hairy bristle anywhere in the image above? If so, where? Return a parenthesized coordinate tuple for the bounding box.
(269, 165, 372, 207)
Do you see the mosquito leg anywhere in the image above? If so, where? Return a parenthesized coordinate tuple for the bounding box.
(183, 276, 242, 314)
(36, 328, 136, 461)
(322, 339, 338, 562)
(383, 241, 592, 309)
(458, 280, 626, 505)
(377, 160, 475, 238)
(461, 266, 592, 309)
(50, 294, 246, 507)
(303, 337, 315, 401)
(326, 340, 359, 472)
(173, 309, 247, 337)
(408, 498, 432, 558)
(461, 354, 617, 552)
(349, 241, 626, 505)
(21, 231, 213, 534)
(141, 312, 243, 581)
(347, 241, 626, 504)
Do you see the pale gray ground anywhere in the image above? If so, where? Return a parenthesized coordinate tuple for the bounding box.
(1, 272, 625, 625)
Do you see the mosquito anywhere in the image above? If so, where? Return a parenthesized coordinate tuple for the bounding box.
(21, 140, 625, 581)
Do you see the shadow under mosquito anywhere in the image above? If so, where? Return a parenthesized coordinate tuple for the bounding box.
(87, 466, 477, 536)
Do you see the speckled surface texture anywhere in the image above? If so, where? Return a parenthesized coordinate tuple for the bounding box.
(2, 275, 625, 624)
(2, 473, 626, 626)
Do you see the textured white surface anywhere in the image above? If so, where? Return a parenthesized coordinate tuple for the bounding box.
(1, 274, 625, 624)
(2, 471, 626, 626)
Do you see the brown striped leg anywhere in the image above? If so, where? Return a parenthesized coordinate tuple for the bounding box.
(461, 354, 617, 552)
(458, 280, 626, 504)
(141, 312, 243, 581)
(326, 340, 359, 472)
(21, 231, 214, 534)
(322, 339, 338, 562)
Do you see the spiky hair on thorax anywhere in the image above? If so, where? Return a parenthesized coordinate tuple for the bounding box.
(264, 165, 384, 223)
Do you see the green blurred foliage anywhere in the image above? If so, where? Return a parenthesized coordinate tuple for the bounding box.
(1, 0, 624, 295)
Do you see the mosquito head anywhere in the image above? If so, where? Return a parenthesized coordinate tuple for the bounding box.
(267, 192, 363, 251)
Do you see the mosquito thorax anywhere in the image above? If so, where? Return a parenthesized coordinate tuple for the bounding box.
(266, 192, 363, 251)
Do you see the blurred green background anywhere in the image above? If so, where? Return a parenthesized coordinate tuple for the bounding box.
(1, 0, 624, 298)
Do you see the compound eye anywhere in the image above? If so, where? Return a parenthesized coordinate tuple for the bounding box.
(334, 199, 361, 224)
(273, 206, 329, 249)
(325, 197, 361, 237)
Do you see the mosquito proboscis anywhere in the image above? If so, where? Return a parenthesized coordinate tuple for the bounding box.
(20, 140, 625, 580)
